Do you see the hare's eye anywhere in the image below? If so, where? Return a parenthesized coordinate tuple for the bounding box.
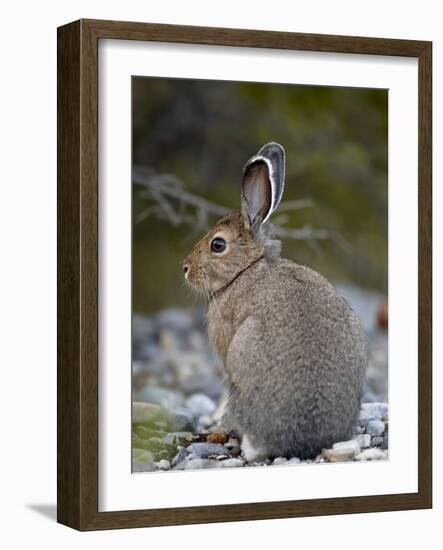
(210, 237, 226, 253)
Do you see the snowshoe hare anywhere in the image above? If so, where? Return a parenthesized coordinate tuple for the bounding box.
(183, 142, 368, 461)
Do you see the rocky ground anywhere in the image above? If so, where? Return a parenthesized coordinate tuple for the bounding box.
(132, 284, 388, 472)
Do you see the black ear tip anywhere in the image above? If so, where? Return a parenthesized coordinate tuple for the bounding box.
(257, 142, 285, 159)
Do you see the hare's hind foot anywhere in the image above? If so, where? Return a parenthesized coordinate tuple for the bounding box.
(241, 434, 268, 462)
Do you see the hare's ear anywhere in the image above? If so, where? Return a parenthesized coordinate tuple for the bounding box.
(241, 142, 285, 232)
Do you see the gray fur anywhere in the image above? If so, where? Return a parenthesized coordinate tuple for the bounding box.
(184, 142, 368, 459)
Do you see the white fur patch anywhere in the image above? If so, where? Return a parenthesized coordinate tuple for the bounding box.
(212, 392, 228, 423)
(241, 434, 267, 461)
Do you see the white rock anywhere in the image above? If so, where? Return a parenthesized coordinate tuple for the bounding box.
(333, 439, 361, 453)
(155, 459, 171, 470)
(355, 448, 388, 461)
(288, 457, 302, 465)
(186, 393, 216, 418)
(198, 415, 213, 428)
(323, 439, 360, 462)
(355, 434, 371, 449)
(273, 457, 288, 466)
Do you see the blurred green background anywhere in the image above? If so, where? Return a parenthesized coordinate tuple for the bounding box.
(132, 77, 388, 314)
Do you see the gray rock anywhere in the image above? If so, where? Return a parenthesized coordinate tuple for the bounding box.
(181, 372, 224, 400)
(288, 457, 302, 465)
(359, 403, 389, 426)
(132, 448, 155, 464)
(189, 330, 206, 351)
(132, 402, 163, 424)
(156, 308, 193, 332)
(366, 419, 385, 437)
(161, 431, 192, 445)
(186, 393, 216, 418)
(186, 442, 229, 459)
(134, 386, 184, 410)
(134, 343, 161, 362)
(132, 314, 155, 343)
(163, 351, 224, 399)
(371, 436, 384, 447)
(172, 447, 190, 467)
(169, 408, 195, 431)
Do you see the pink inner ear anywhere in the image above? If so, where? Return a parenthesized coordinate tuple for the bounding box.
(243, 161, 272, 229)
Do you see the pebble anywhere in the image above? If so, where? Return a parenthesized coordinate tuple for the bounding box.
(366, 419, 385, 437)
(359, 403, 389, 425)
(159, 329, 177, 350)
(172, 447, 191, 467)
(323, 439, 360, 462)
(132, 314, 155, 343)
(355, 448, 388, 461)
(186, 442, 229, 459)
(135, 386, 184, 410)
(207, 431, 229, 444)
(132, 402, 162, 424)
(155, 459, 171, 470)
(371, 436, 384, 447)
(169, 408, 195, 431)
(186, 393, 216, 418)
(287, 457, 302, 465)
(156, 308, 194, 332)
(273, 457, 288, 466)
(161, 431, 193, 445)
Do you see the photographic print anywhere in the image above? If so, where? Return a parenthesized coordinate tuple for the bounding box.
(58, 19, 431, 529)
(131, 77, 389, 473)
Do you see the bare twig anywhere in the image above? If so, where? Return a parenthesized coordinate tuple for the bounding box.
(133, 166, 351, 251)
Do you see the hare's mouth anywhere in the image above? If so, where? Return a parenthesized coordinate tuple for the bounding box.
(184, 269, 206, 292)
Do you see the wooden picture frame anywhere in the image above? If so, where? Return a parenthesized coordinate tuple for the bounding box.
(57, 18, 432, 530)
